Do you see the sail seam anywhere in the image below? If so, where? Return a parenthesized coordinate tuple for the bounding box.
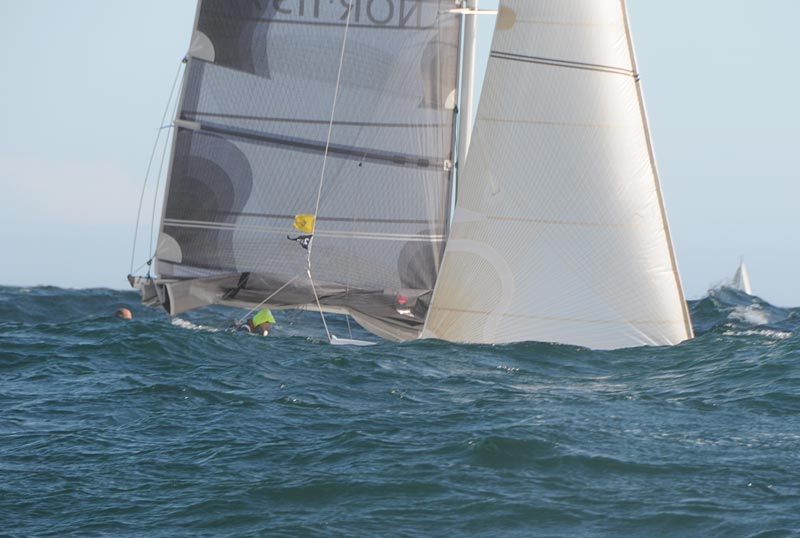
(163, 219, 444, 241)
(491, 51, 637, 78)
(480, 117, 634, 130)
(178, 211, 444, 225)
(184, 111, 445, 129)
(510, 18, 619, 28)
(485, 216, 641, 229)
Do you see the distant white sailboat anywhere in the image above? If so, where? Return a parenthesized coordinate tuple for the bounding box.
(130, 0, 694, 349)
(731, 260, 753, 295)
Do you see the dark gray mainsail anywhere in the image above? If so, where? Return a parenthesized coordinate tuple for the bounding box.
(136, 0, 460, 340)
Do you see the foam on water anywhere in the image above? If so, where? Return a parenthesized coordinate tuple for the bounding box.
(171, 316, 222, 333)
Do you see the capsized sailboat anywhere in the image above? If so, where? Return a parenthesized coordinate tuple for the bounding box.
(130, 0, 693, 349)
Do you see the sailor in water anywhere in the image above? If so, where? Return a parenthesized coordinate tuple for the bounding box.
(115, 308, 133, 320)
(238, 309, 275, 336)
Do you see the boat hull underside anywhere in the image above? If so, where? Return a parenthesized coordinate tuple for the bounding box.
(130, 273, 430, 342)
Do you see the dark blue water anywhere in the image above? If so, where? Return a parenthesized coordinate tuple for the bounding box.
(2, 286, 799, 537)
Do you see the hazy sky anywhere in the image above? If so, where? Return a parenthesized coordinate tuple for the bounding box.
(1, 1, 798, 305)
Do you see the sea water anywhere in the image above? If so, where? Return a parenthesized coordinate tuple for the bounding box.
(1, 286, 799, 537)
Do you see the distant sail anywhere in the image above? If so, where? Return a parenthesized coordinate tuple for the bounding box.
(150, 0, 460, 341)
(731, 261, 753, 295)
(423, 0, 693, 349)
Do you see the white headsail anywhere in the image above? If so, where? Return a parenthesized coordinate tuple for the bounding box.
(424, 0, 693, 348)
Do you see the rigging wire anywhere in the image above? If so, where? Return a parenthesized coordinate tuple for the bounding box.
(130, 260, 151, 276)
(148, 78, 184, 266)
(129, 62, 184, 275)
(306, 0, 355, 344)
(345, 314, 354, 339)
(217, 275, 301, 331)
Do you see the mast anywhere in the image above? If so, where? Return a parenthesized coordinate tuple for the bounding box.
(458, 0, 479, 165)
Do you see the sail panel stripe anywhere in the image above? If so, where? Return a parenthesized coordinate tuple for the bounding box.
(491, 50, 637, 78)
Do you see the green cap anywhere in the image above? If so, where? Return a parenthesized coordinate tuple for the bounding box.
(252, 309, 275, 326)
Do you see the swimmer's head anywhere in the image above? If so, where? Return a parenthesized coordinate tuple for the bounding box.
(115, 308, 133, 320)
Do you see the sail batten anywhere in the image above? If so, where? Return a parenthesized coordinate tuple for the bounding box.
(190, 122, 448, 170)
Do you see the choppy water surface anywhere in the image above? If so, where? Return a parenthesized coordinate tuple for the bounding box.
(1, 286, 799, 537)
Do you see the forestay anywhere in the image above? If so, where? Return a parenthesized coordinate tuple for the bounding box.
(148, 0, 460, 341)
(423, 0, 694, 348)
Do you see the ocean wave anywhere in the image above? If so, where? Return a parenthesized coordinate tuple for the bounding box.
(3, 285, 800, 536)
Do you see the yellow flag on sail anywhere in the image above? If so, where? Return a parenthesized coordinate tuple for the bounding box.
(293, 214, 315, 233)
